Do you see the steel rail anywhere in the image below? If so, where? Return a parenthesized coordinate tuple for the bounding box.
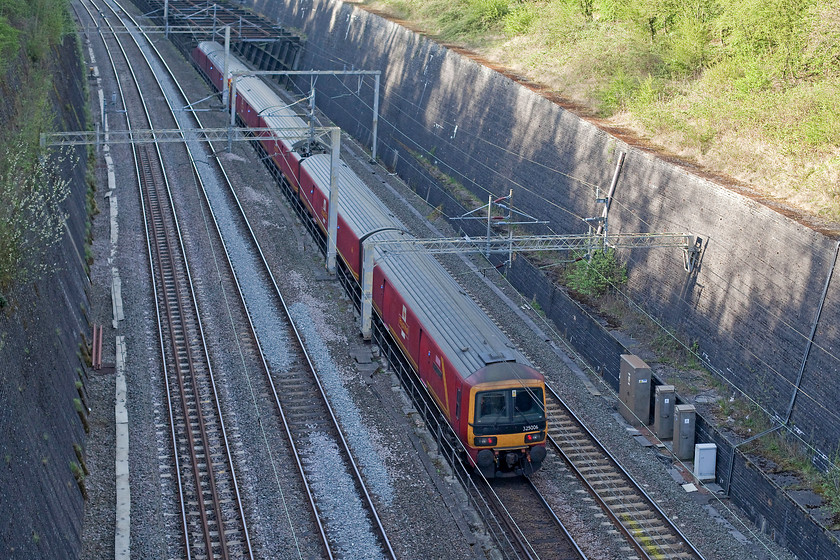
(80, 0, 252, 556)
(90, 8, 229, 559)
(139, 144, 223, 556)
(113, 1, 397, 556)
(545, 383, 705, 560)
(233, 67, 587, 560)
(483, 477, 587, 560)
(104, 2, 332, 556)
(525, 477, 587, 559)
(71, 3, 193, 555)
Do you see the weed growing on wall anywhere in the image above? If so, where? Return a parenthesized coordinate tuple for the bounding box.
(822, 455, 840, 517)
(562, 248, 627, 299)
(0, 0, 72, 63)
(0, 0, 74, 304)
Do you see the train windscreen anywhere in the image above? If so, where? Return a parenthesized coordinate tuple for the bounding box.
(474, 388, 544, 426)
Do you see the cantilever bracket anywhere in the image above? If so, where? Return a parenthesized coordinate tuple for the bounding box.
(683, 236, 703, 273)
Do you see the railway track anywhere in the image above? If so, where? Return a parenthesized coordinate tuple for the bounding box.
(139, 140, 251, 559)
(84, 1, 704, 557)
(487, 478, 585, 560)
(220, 37, 591, 560)
(544, 385, 704, 560)
(440, 252, 706, 559)
(77, 1, 254, 556)
(82, 0, 398, 556)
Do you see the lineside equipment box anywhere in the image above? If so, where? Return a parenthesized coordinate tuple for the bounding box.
(673, 404, 697, 460)
(653, 384, 676, 439)
(619, 354, 651, 428)
(694, 443, 717, 481)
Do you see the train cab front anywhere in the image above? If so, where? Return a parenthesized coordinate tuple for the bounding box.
(468, 382, 547, 478)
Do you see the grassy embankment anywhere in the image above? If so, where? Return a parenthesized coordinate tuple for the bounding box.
(0, 0, 77, 306)
(363, 0, 840, 223)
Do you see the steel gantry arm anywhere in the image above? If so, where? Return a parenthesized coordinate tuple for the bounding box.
(358, 232, 702, 338)
(41, 126, 339, 149)
(367, 232, 698, 255)
(42, 125, 344, 275)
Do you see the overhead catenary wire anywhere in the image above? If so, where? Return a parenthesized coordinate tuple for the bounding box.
(284, 34, 840, 472)
(320, 64, 840, 402)
(270, 36, 838, 559)
(222, 24, 837, 560)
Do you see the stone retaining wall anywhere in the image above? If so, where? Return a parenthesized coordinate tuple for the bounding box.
(0, 36, 91, 557)
(246, 0, 840, 555)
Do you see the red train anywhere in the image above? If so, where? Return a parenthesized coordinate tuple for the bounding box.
(193, 42, 547, 477)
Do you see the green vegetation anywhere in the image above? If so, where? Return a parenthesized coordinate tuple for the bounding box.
(562, 248, 627, 298)
(823, 454, 840, 516)
(0, 143, 73, 299)
(410, 148, 484, 209)
(364, 0, 840, 221)
(69, 460, 88, 500)
(0, 0, 71, 66)
(0, 0, 74, 305)
(73, 443, 89, 475)
(746, 431, 840, 519)
(73, 398, 90, 433)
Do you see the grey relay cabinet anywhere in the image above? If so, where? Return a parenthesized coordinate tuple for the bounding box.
(619, 354, 652, 428)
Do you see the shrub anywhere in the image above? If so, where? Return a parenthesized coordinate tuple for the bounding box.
(595, 69, 639, 114)
(0, 143, 71, 294)
(823, 460, 840, 515)
(0, 16, 19, 70)
(563, 248, 627, 298)
(449, 0, 510, 35)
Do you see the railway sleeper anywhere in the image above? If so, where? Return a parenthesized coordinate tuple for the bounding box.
(552, 433, 592, 442)
(601, 496, 647, 508)
(634, 527, 679, 541)
(574, 464, 613, 474)
(561, 445, 600, 456)
(584, 470, 623, 480)
(564, 451, 604, 461)
(587, 479, 629, 491)
(637, 541, 690, 554)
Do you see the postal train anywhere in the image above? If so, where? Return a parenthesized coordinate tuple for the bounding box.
(193, 42, 547, 477)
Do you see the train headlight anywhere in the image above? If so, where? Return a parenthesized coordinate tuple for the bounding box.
(474, 436, 497, 447)
(524, 432, 545, 443)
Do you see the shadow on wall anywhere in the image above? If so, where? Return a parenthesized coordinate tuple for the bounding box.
(247, 0, 840, 461)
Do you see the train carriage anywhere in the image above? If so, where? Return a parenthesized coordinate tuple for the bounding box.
(365, 229, 547, 476)
(298, 154, 548, 476)
(195, 42, 307, 187)
(192, 41, 547, 477)
(298, 153, 403, 278)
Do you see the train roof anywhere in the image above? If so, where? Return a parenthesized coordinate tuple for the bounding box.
(301, 154, 405, 234)
(199, 41, 308, 143)
(369, 228, 536, 381)
(199, 43, 538, 385)
(301, 155, 535, 382)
